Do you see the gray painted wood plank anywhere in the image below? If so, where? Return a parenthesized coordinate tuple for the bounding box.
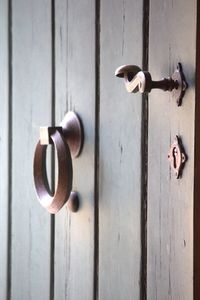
(147, 0, 196, 299)
(11, 0, 52, 299)
(194, 4, 200, 297)
(54, 1, 95, 299)
(0, 0, 9, 298)
(99, 1, 143, 299)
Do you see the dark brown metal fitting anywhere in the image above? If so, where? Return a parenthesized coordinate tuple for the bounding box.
(33, 111, 84, 214)
(168, 136, 187, 179)
(171, 63, 188, 106)
(115, 63, 188, 106)
(60, 111, 84, 158)
(66, 191, 79, 213)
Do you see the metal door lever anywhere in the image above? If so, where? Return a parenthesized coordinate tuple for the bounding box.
(115, 63, 187, 106)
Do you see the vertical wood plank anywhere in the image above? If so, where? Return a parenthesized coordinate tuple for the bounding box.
(147, 0, 196, 299)
(99, 1, 143, 299)
(194, 2, 200, 298)
(11, 0, 52, 299)
(0, 0, 9, 298)
(54, 1, 95, 299)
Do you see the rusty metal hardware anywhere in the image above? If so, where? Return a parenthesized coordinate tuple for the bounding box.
(33, 111, 84, 214)
(115, 63, 187, 106)
(168, 136, 187, 179)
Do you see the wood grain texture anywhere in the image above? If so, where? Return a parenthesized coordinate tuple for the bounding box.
(11, 0, 52, 299)
(147, 0, 196, 299)
(54, 1, 95, 299)
(99, 1, 143, 299)
(0, 0, 9, 298)
(194, 2, 200, 298)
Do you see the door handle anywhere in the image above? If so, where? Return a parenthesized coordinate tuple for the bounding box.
(115, 63, 187, 106)
(33, 111, 84, 214)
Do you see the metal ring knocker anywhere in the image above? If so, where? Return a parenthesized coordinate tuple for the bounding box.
(33, 111, 84, 214)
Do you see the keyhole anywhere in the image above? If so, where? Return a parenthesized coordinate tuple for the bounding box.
(168, 136, 187, 179)
(172, 147, 177, 169)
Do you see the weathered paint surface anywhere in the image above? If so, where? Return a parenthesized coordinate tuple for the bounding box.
(0, 0, 199, 299)
(54, 1, 96, 299)
(147, 0, 196, 299)
(99, 1, 143, 299)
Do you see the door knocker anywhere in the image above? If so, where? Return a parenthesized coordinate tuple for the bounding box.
(115, 63, 188, 106)
(33, 111, 84, 214)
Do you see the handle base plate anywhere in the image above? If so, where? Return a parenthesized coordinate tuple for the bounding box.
(171, 63, 188, 106)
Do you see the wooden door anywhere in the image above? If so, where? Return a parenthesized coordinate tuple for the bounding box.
(0, 0, 199, 299)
